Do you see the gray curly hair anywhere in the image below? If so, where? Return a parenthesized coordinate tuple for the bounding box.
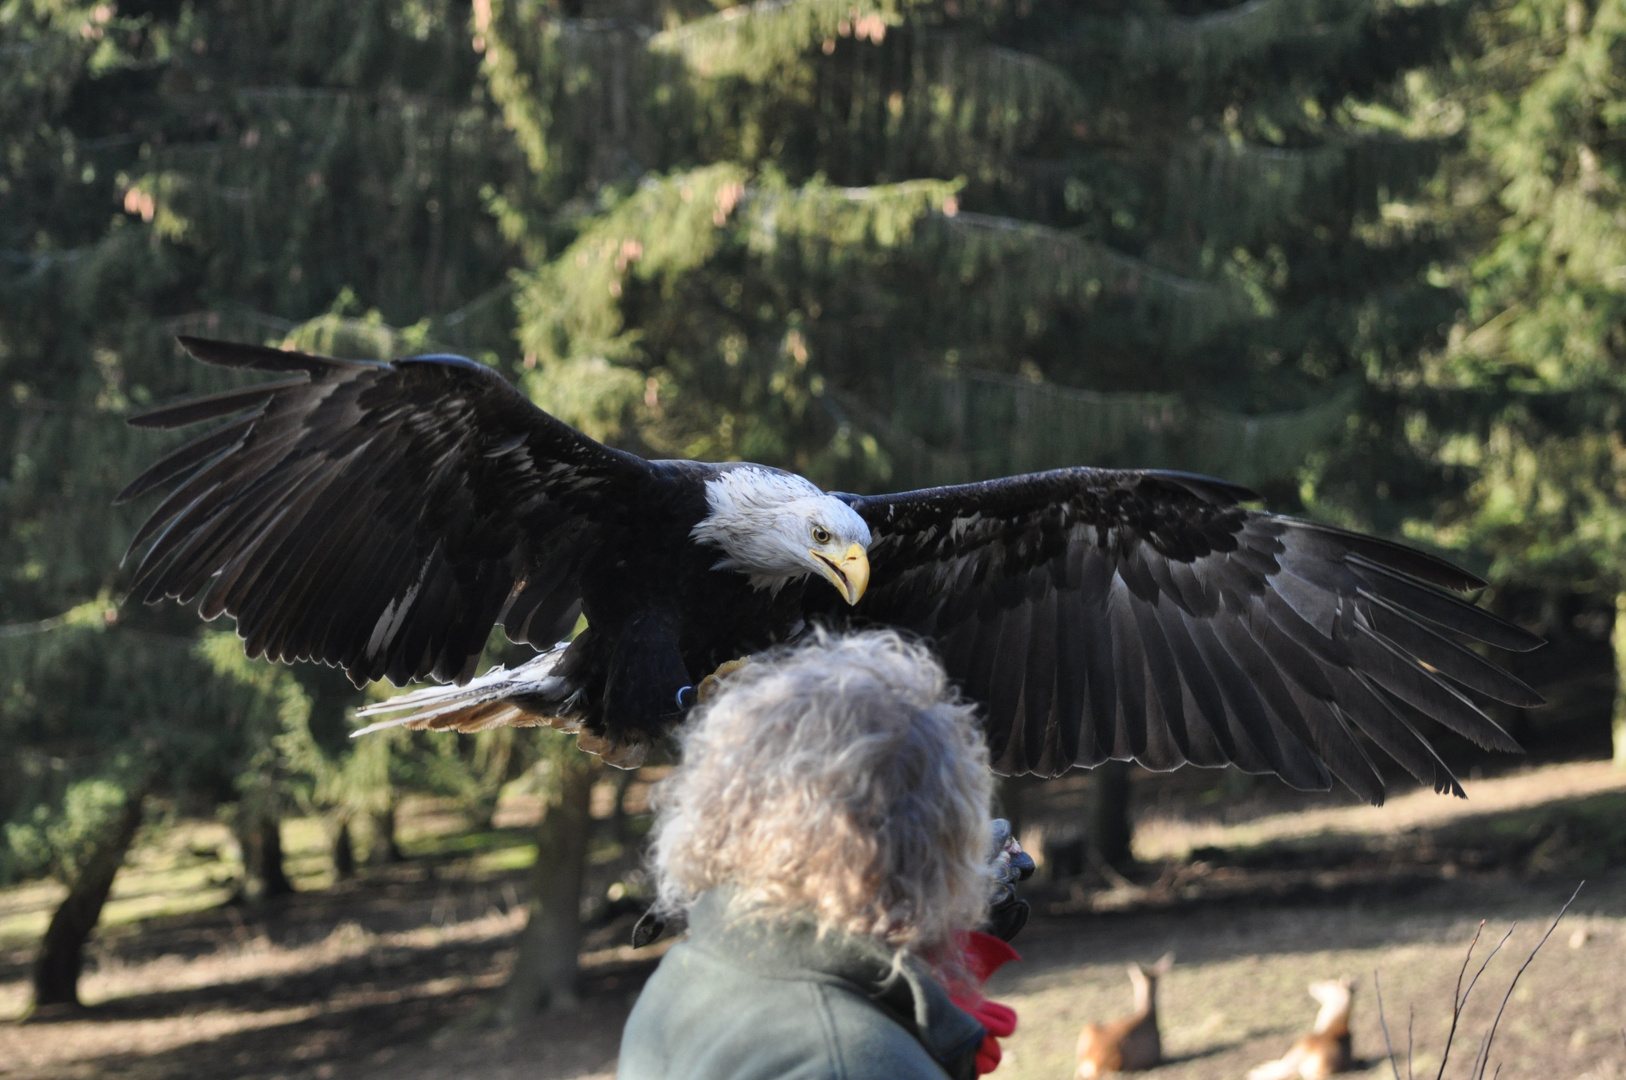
(648, 629, 994, 959)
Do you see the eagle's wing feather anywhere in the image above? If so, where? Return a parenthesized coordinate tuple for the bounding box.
(119, 336, 650, 687)
(836, 468, 1542, 801)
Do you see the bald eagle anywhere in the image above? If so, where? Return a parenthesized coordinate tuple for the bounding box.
(119, 337, 1542, 802)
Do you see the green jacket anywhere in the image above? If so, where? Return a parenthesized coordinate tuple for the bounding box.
(618, 891, 985, 1080)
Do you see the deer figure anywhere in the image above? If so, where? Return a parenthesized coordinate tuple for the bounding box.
(1246, 977, 1355, 1080)
(1075, 953, 1174, 1077)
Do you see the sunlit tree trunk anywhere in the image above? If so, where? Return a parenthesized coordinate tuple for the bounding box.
(30, 788, 146, 1011)
(498, 753, 596, 1022)
(1613, 593, 1626, 769)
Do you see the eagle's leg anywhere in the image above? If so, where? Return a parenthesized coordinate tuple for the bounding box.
(696, 657, 753, 703)
(671, 657, 753, 711)
(600, 608, 689, 764)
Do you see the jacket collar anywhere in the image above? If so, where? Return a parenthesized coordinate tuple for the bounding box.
(685, 890, 985, 1075)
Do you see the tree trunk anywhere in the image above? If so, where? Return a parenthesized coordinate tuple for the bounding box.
(237, 814, 293, 900)
(467, 728, 517, 832)
(1087, 760, 1134, 870)
(1614, 592, 1626, 769)
(331, 817, 355, 882)
(498, 755, 595, 1023)
(262, 817, 293, 894)
(30, 788, 145, 1011)
(370, 803, 404, 864)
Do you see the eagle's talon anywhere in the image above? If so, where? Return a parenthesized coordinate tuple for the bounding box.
(696, 657, 752, 703)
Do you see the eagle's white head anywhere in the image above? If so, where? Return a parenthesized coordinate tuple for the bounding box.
(691, 466, 872, 603)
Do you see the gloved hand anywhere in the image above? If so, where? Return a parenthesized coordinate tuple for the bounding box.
(987, 818, 1035, 943)
(632, 907, 668, 948)
(950, 931, 1021, 1075)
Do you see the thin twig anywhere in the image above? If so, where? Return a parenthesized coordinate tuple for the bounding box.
(1436, 920, 1491, 1080)
(1453, 920, 1484, 1011)
(1472, 881, 1585, 1080)
(1374, 970, 1404, 1080)
(1441, 922, 1516, 1080)
(1463, 925, 1516, 1019)
(0, 612, 72, 638)
(1406, 1008, 1415, 1080)
(1470, 1029, 1492, 1080)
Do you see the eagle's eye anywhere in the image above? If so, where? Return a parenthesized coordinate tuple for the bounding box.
(811, 524, 832, 545)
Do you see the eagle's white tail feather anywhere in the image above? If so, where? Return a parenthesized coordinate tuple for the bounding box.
(351, 645, 577, 737)
(350, 713, 418, 737)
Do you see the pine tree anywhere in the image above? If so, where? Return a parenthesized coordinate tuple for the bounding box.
(0, 0, 522, 1006)
(482, 0, 1461, 503)
(476, 0, 1467, 875)
(1386, 0, 1626, 764)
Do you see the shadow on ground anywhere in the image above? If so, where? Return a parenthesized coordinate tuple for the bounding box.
(2, 761, 1622, 1080)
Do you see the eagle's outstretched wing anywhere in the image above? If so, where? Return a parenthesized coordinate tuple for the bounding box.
(118, 336, 650, 687)
(835, 469, 1542, 801)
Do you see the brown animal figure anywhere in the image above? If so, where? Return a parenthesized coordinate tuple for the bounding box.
(1075, 953, 1174, 1077)
(1247, 978, 1355, 1080)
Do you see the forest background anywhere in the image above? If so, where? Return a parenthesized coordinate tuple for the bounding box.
(2, 0, 1625, 1027)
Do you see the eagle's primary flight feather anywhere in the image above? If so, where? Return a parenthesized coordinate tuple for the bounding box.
(119, 337, 1543, 802)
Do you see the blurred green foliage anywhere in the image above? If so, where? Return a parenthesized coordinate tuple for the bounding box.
(4, 0, 1626, 967)
(0, 0, 525, 895)
(483, 0, 1460, 498)
(1356, 0, 1626, 760)
(4, 777, 133, 884)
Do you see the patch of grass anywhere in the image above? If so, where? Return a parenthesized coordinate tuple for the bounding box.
(1173, 792, 1626, 882)
(471, 843, 538, 875)
(1456, 793, 1626, 868)
(0, 821, 245, 949)
(0, 803, 543, 956)
(0, 881, 66, 949)
(407, 827, 533, 860)
(100, 884, 239, 931)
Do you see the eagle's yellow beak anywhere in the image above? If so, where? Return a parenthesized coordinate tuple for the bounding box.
(810, 543, 870, 606)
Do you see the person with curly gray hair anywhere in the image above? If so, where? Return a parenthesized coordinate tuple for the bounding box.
(618, 630, 1018, 1080)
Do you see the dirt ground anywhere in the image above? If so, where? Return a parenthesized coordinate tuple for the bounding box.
(2, 760, 1624, 1080)
(991, 877, 1625, 1080)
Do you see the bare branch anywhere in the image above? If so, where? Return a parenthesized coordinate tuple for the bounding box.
(1374, 969, 1404, 1080)
(1407, 1008, 1414, 1080)
(1453, 920, 1484, 1012)
(1436, 920, 1488, 1080)
(1472, 882, 1585, 1080)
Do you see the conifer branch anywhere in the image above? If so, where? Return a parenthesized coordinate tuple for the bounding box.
(1165, 133, 1446, 242)
(1127, 0, 1371, 79)
(841, 367, 1358, 486)
(651, 0, 904, 80)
